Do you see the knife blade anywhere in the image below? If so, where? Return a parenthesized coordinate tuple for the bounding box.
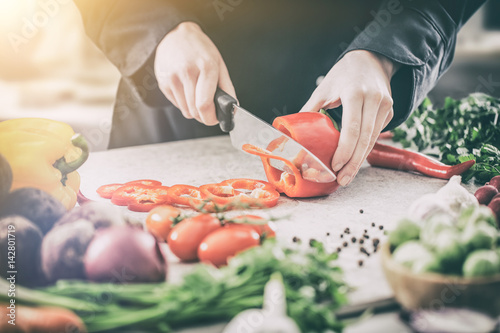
(214, 88, 336, 183)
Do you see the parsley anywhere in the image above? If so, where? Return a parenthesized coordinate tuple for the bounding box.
(392, 93, 500, 184)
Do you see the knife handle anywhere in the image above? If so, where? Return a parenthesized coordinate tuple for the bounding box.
(214, 88, 237, 132)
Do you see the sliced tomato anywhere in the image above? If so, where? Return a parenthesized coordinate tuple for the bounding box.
(96, 183, 124, 199)
(168, 214, 222, 262)
(125, 179, 162, 187)
(198, 224, 261, 267)
(227, 215, 277, 238)
(145, 205, 183, 242)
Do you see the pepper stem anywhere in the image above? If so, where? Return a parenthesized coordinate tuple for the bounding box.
(53, 134, 89, 182)
(319, 109, 340, 131)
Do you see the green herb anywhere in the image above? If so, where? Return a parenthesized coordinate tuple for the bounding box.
(392, 93, 500, 184)
(0, 239, 347, 332)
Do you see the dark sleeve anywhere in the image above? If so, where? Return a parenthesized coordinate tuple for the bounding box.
(338, 0, 486, 130)
(73, 0, 198, 105)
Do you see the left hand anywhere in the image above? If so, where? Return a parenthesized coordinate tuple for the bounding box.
(300, 50, 397, 186)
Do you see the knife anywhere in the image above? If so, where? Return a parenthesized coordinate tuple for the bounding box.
(214, 88, 336, 183)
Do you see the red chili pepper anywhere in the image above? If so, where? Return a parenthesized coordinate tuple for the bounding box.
(243, 112, 340, 198)
(366, 142, 476, 179)
(96, 183, 124, 199)
(200, 178, 280, 208)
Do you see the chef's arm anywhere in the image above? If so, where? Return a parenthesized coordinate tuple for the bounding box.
(74, 0, 236, 126)
(73, 0, 196, 106)
(339, 0, 486, 130)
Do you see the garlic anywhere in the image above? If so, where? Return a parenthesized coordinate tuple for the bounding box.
(408, 176, 478, 222)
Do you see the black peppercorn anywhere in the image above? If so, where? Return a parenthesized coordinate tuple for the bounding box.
(351, 237, 357, 243)
(379, 225, 384, 230)
(326, 232, 330, 236)
(343, 242, 348, 247)
(363, 234, 369, 239)
(359, 209, 364, 214)
(292, 236, 300, 243)
(359, 239, 364, 244)
(371, 222, 375, 227)
(358, 260, 364, 267)
(337, 247, 342, 253)
(309, 238, 317, 247)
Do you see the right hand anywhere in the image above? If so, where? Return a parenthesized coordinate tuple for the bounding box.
(154, 22, 236, 126)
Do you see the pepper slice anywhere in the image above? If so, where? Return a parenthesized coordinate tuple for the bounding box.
(200, 178, 280, 208)
(126, 186, 170, 212)
(96, 183, 124, 199)
(125, 179, 162, 187)
(366, 142, 476, 180)
(167, 185, 205, 208)
(243, 112, 340, 198)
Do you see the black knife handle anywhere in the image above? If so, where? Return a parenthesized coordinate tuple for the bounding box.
(214, 88, 237, 132)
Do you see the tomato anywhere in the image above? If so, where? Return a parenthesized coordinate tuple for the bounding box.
(96, 183, 124, 199)
(168, 214, 222, 262)
(198, 224, 261, 267)
(145, 205, 182, 242)
(228, 215, 277, 238)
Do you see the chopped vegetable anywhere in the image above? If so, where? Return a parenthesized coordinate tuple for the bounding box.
(84, 225, 166, 283)
(366, 142, 475, 179)
(0, 118, 89, 209)
(243, 112, 340, 197)
(392, 93, 500, 184)
(96, 183, 124, 199)
(0, 215, 45, 287)
(0, 153, 12, 202)
(0, 239, 347, 332)
(0, 187, 66, 234)
(111, 184, 170, 212)
(166, 184, 206, 209)
(200, 178, 279, 208)
(461, 221, 497, 252)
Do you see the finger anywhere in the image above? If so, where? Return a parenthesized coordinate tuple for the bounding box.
(330, 91, 363, 174)
(299, 90, 341, 113)
(195, 64, 219, 126)
(336, 92, 381, 186)
(362, 107, 394, 163)
(181, 68, 202, 122)
(170, 76, 193, 120)
(218, 58, 237, 101)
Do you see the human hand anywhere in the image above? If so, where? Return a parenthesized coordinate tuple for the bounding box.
(154, 22, 236, 125)
(300, 50, 397, 186)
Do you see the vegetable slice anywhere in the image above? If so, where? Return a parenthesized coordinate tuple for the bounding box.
(96, 183, 124, 199)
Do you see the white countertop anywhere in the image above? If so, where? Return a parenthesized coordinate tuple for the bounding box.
(78, 135, 479, 333)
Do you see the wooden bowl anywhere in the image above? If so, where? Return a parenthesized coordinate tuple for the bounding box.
(380, 242, 500, 316)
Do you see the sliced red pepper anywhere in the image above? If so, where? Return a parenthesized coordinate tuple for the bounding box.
(111, 184, 169, 208)
(167, 185, 206, 208)
(200, 179, 280, 208)
(96, 183, 124, 199)
(125, 179, 162, 187)
(243, 112, 340, 198)
(126, 186, 170, 212)
(366, 142, 476, 180)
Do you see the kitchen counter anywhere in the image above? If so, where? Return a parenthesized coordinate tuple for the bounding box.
(78, 135, 478, 333)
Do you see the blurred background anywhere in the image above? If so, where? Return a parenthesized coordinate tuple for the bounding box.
(0, 0, 499, 151)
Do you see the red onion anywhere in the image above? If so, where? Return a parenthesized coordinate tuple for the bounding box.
(84, 226, 167, 283)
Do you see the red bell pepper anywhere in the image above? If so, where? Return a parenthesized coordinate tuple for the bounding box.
(111, 183, 170, 211)
(366, 142, 476, 180)
(243, 112, 340, 198)
(200, 178, 280, 208)
(167, 184, 209, 210)
(96, 183, 124, 199)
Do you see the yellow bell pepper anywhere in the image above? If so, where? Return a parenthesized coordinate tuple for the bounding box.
(0, 118, 89, 210)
